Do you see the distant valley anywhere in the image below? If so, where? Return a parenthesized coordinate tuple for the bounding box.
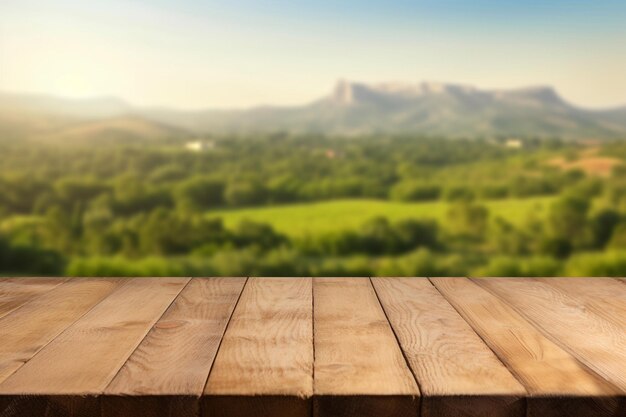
(1, 80, 626, 143)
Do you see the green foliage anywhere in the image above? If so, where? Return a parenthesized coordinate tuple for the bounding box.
(212, 197, 553, 237)
(390, 181, 440, 202)
(0, 135, 624, 276)
(565, 251, 626, 276)
(224, 180, 267, 206)
(297, 217, 438, 256)
(138, 209, 227, 255)
(176, 177, 225, 211)
(487, 218, 530, 256)
(608, 222, 626, 249)
(443, 186, 475, 202)
(476, 256, 561, 277)
(445, 200, 489, 238)
(0, 235, 65, 275)
(66, 256, 215, 277)
(589, 209, 621, 249)
(509, 175, 558, 198)
(231, 220, 287, 250)
(546, 195, 591, 251)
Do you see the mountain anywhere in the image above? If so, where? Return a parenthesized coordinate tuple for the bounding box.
(1, 81, 626, 140)
(0, 93, 188, 145)
(30, 116, 188, 145)
(141, 80, 626, 139)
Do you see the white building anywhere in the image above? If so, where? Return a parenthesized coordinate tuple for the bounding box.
(185, 140, 215, 152)
(505, 138, 523, 149)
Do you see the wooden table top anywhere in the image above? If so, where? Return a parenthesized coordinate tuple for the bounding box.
(0, 277, 624, 417)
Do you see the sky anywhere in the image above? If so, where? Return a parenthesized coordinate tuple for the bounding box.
(1, 0, 626, 109)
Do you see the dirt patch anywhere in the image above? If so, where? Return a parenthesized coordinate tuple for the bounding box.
(548, 156, 622, 177)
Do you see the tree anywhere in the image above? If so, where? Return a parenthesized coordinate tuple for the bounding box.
(232, 220, 287, 250)
(446, 200, 489, 239)
(56, 178, 110, 206)
(176, 177, 225, 211)
(139, 208, 226, 255)
(589, 209, 620, 249)
(489, 217, 529, 256)
(547, 195, 590, 247)
(225, 181, 267, 206)
(390, 181, 440, 202)
(393, 219, 439, 252)
(0, 234, 65, 274)
(608, 222, 626, 249)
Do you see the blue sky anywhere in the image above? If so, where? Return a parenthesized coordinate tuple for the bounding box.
(1, 0, 625, 108)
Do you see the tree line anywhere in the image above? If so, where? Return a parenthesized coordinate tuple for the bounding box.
(1, 135, 626, 276)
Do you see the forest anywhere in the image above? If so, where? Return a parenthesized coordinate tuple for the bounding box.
(2, 134, 626, 277)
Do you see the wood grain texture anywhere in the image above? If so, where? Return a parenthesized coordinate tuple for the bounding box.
(475, 278, 626, 393)
(0, 276, 623, 417)
(0, 278, 189, 409)
(0, 278, 122, 385)
(433, 278, 622, 417)
(203, 278, 313, 417)
(103, 277, 246, 417)
(314, 278, 420, 417)
(537, 278, 626, 329)
(372, 277, 525, 417)
(0, 278, 66, 319)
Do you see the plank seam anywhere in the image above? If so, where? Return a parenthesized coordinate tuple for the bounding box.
(101, 277, 194, 397)
(470, 277, 624, 395)
(369, 277, 423, 402)
(427, 277, 532, 403)
(0, 278, 69, 321)
(0, 278, 131, 387)
(199, 276, 249, 410)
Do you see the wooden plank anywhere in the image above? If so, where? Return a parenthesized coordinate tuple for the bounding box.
(0, 278, 67, 319)
(0, 278, 122, 384)
(432, 278, 622, 417)
(314, 278, 420, 417)
(203, 278, 313, 417)
(537, 278, 626, 329)
(372, 278, 525, 417)
(475, 278, 626, 393)
(103, 277, 246, 417)
(0, 277, 189, 417)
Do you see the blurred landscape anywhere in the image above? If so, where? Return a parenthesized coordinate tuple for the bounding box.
(2, 1, 626, 277)
(2, 81, 626, 277)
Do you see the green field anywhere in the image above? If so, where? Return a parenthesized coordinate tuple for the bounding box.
(208, 197, 556, 237)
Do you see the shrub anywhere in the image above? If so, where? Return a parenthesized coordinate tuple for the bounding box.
(225, 180, 267, 206)
(608, 222, 626, 249)
(565, 251, 626, 276)
(443, 186, 475, 202)
(390, 181, 441, 201)
(376, 248, 449, 276)
(66, 256, 216, 276)
(476, 256, 561, 277)
(176, 177, 225, 211)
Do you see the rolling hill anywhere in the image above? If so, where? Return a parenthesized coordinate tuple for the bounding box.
(31, 116, 189, 145)
(2, 81, 626, 140)
(146, 81, 626, 139)
(0, 93, 189, 145)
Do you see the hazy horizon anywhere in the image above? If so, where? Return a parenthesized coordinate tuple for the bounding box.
(2, 0, 626, 109)
(4, 78, 626, 112)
